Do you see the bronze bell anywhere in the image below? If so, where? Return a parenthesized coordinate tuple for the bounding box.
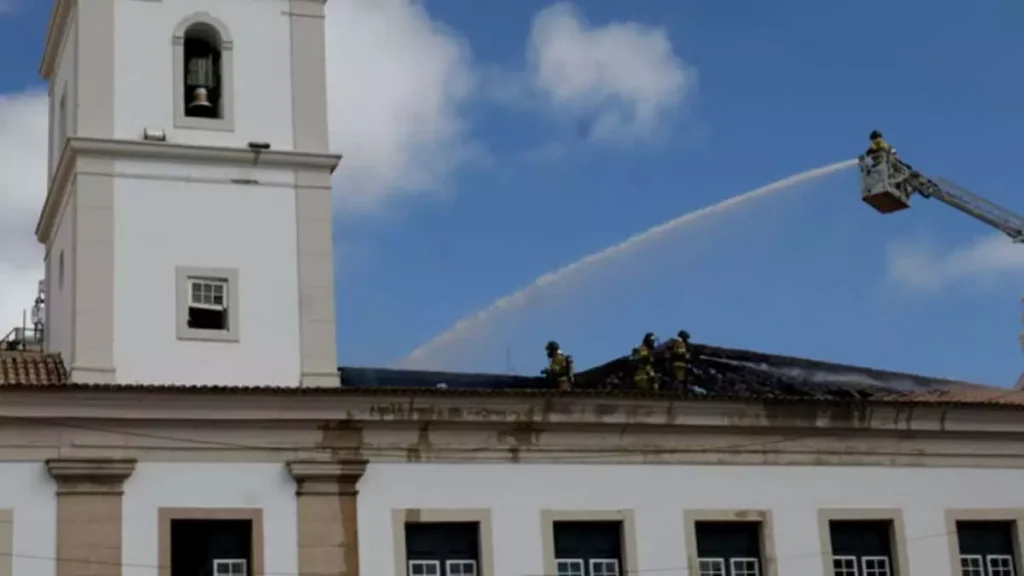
(186, 87, 216, 118)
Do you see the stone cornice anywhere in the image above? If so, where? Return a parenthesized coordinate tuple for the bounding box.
(3, 388, 1024, 438)
(37, 137, 343, 244)
(288, 459, 368, 495)
(40, 0, 73, 81)
(46, 457, 137, 494)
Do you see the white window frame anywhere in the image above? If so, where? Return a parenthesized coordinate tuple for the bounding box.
(961, 555, 986, 576)
(987, 554, 1016, 576)
(697, 557, 726, 576)
(175, 266, 240, 342)
(555, 558, 585, 576)
(860, 556, 891, 576)
(408, 560, 441, 576)
(832, 555, 860, 576)
(188, 278, 228, 310)
(445, 559, 478, 576)
(212, 558, 247, 576)
(729, 557, 760, 576)
(588, 558, 620, 576)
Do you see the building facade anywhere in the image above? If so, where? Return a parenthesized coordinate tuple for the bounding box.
(3, 2, 1023, 576)
(0, 380, 1021, 576)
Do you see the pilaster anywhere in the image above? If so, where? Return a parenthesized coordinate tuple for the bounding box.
(289, 459, 368, 576)
(47, 458, 136, 576)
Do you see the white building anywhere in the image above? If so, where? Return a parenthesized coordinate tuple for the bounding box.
(1, 2, 1024, 576)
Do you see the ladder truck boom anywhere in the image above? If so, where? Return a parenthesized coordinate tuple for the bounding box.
(859, 154, 1024, 242)
(858, 144, 1024, 361)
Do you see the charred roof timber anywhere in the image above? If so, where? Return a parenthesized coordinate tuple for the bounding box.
(338, 340, 993, 405)
(0, 341, 1003, 408)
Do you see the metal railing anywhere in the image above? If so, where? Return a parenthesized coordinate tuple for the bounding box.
(0, 326, 44, 352)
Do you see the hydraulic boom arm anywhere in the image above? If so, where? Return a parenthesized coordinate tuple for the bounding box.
(911, 173, 1024, 242)
(859, 154, 1024, 242)
(859, 138, 1024, 361)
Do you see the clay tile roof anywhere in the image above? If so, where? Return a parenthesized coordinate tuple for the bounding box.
(0, 352, 67, 386)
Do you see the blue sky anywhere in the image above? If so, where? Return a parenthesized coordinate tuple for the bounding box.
(1, 1, 1022, 386)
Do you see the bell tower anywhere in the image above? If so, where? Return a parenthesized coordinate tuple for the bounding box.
(35, 0, 341, 387)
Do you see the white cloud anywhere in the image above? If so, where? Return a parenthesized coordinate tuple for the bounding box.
(886, 233, 1024, 291)
(526, 2, 693, 143)
(0, 91, 47, 337)
(325, 0, 477, 210)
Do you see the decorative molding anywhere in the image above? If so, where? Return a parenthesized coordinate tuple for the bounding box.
(46, 457, 137, 494)
(288, 459, 368, 495)
(5, 389, 1024, 433)
(40, 0, 74, 80)
(171, 12, 234, 48)
(0, 410, 1013, 467)
(37, 137, 342, 244)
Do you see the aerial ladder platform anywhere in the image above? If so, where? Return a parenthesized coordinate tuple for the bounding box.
(858, 144, 1024, 357)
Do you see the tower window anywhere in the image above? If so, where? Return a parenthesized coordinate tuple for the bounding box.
(173, 13, 235, 131)
(176, 266, 240, 342)
(182, 23, 222, 120)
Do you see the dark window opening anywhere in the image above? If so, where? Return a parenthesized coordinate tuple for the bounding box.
(183, 22, 223, 119)
(694, 521, 762, 576)
(405, 522, 481, 576)
(188, 306, 228, 330)
(170, 519, 252, 576)
(553, 521, 623, 576)
(829, 520, 895, 576)
(957, 520, 1018, 576)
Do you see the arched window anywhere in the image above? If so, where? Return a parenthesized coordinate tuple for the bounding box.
(183, 23, 222, 119)
(173, 13, 234, 131)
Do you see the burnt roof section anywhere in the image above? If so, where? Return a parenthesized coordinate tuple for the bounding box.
(574, 343, 995, 399)
(340, 366, 542, 390)
(1, 345, 1018, 408)
(342, 342, 1007, 405)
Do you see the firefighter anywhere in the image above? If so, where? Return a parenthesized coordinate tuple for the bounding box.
(866, 130, 895, 165)
(542, 340, 574, 391)
(630, 333, 658, 391)
(666, 329, 692, 384)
